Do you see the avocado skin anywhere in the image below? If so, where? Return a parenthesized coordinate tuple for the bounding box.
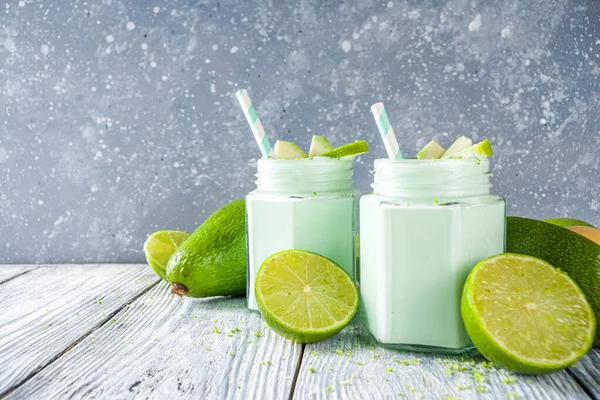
(507, 216, 600, 346)
(166, 199, 247, 298)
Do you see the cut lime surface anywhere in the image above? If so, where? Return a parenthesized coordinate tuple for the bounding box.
(319, 140, 369, 159)
(255, 250, 359, 343)
(143, 230, 190, 280)
(462, 253, 595, 374)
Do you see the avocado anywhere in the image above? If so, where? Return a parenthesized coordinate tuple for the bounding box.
(441, 136, 472, 158)
(308, 135, 333, 157)
(166, 199, 247, 298)
(274, 140, 308, 160)
(417, 140, 445, 159)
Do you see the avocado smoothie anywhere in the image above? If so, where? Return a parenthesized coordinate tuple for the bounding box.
(246, 158, 356, 311)
(359, 156, 506, 352)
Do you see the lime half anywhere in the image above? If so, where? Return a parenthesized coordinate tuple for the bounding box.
(319, 140, 369, 159)
(256, 250, 359, 343)
(462, 253, 595, 374)
(143, 230, 190, 279)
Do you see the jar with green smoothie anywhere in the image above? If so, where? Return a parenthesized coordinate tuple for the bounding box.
(359, 140, 506, 352)
(245, 138, 368, 311)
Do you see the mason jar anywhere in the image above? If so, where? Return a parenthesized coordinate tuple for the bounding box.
(246, 158, 356, 311)
(359, 158, 506, 352)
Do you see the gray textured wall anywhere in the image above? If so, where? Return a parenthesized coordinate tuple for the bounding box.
(1, 0, 599, 263)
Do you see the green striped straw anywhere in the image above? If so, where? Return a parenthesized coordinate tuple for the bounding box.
(370, 102, 404, 159)
(236, 89, 274, 158)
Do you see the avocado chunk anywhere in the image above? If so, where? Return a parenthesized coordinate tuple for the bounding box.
(308, 135, 333, 157)
(274, 140, 308, 160)
(417, 140, 445, 159)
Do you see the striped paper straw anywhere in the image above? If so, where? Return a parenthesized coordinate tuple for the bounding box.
(370, 102, 404, 159)
(236, 89, 275, 158)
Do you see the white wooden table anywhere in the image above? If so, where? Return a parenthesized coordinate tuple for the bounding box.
(1, 264, 599, 399)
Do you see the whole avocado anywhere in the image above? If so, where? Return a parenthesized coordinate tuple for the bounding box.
(166, 199, 246, 297)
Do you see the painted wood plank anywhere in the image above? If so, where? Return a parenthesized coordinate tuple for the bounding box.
(6, 282, 303, 399)
(570, 349, 600, 399)
(0, 264, 158, 396)
(0, 265, 38, 285)
(294, 319, 590, 399)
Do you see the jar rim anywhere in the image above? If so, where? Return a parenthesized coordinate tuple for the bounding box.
(374, 158, 488, 165)
(257, 157, 354, 165)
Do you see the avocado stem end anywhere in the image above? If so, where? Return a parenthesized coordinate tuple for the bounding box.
(171, 283, 188, 297)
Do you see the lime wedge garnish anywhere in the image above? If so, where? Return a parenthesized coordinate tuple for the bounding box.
(462, 253, 595, 374)
(443, 139, 492, 159)
(255, 250, 359, 343)
(319, 140, 369, 159)
(143, 230, 190, 279)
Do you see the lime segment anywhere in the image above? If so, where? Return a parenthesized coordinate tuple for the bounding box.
(319, 140, 369, 159)
(143, 230, 190, 279)
(462, 253, 595, 374)
(256, 250, 359, 343)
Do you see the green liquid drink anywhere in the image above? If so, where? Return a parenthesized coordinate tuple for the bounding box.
(246, 159, 356, 311)
(359, 158, 505, 352)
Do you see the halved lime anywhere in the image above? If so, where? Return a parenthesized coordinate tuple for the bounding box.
(462, 253, 595, 374)
(319, 140, 369, 159)
(255, 250, 359, 343)
(143, 230, 190, 279)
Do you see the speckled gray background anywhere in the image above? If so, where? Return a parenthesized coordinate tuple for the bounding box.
(1, 0, 599, 263)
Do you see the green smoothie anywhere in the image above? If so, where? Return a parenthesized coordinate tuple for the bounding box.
(359, 158, 506, 351)
(246, 159, 356, 311)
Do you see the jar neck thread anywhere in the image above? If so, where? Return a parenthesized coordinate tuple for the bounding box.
(372, 158, 493, 198)
(255, 159, 354, 195)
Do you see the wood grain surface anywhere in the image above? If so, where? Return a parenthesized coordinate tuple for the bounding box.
(5, 281, 302, 399)
(2, 265, 600, 400)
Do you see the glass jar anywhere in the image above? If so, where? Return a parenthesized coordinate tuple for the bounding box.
(359, 158, 506, 352)
(246, 158, 356, 311)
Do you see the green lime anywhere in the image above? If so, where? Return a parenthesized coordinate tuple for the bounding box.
(462, 253, 595, 374)
(143, 230, 190, 279)
(544, 218, 595, 229)
(507, 216, 600, 345)
(255, 250, 359, 343)
(319, 140, 369, 159)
